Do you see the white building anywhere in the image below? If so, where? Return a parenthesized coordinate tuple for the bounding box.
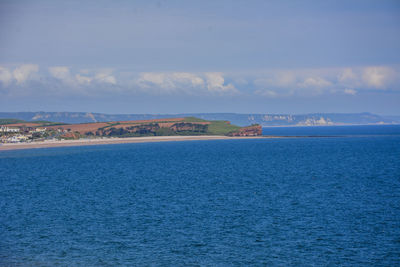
(7, 135, 28, 143)
(29, 127, 47, 133)
(35, 127, 47, 132)
(0, 126, 20, 133)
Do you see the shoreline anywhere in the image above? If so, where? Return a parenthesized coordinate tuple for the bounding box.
(0, 135, 275, 151)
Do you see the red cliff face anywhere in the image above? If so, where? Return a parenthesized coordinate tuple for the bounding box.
(228, 125, 262, 137)
(61, 132, 80, 139)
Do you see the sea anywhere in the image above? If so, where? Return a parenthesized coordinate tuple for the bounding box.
(1, 125, 400, 266)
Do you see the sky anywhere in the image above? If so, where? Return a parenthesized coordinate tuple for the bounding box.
(0, 0, 399, 115)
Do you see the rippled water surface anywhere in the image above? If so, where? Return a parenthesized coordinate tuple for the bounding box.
(262, 124, 400, 136)
(1, 134, 400, 266)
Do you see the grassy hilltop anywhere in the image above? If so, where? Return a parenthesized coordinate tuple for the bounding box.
(183, 117, 241, 135)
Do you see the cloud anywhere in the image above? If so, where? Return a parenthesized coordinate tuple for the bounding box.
(362, 66, 394, 89)
(94, 70, 117, 85)
(49, 66, 72, 82)
(336, 68, 361, 90)
(47, 67, 116, 86)
(137, 72, 204, 90)
(75, 74, 92, 85)
(0, 67, 12, 86)
(172, 72, 204, 87)
(254, 70, 336, 97)
(298, 77, 332, 88)
(138, 73, 172, 89)
(276, 72, 296, 87)
(205, 72, 237, 94)
(262, 71, 297, 88)
(338, 68, 357, 83)
(13, 64, 39, 84)
(136, 72, 204, 94)
(135, 72, 237, 95)
(344, 88, 357, 95)
(2, 63, 399, 98)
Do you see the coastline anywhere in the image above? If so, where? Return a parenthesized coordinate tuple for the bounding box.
(0, 135, 273, 151)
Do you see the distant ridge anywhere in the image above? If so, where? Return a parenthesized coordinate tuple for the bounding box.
(0, 112, 399, 127)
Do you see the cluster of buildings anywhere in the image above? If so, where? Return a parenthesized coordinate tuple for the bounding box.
(0, 126, 20, 133)
(0, 126, 48, 143)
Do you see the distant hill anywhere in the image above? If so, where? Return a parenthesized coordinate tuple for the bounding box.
(0, 112, 399, 127)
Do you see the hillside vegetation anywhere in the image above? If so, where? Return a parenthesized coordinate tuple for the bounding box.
(0, 119, 67, 127)
(0, 119, 26, 125)
(2, 116, 261, 138)
(207, 121, 241, 135)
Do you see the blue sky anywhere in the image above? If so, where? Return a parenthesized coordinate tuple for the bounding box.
(0, 0, 399, 114)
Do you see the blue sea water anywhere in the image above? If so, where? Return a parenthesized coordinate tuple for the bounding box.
(1, 126, 400, 266)
(262, 124, 400, 136)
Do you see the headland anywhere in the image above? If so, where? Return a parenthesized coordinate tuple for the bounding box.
(0, 117, 265, 150)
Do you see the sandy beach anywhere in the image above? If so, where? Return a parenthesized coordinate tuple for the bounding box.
(0, 135, 272, 151)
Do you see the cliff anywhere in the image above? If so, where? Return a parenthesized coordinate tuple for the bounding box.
(228, 125, 262, 136)
(98, 122, 209, 137)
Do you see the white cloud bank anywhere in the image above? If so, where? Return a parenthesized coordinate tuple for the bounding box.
(253, 66, 399, 97)
(75, 74, 92, 85)
(136, 72, 236, 95)
(0, 64, 39, 86)
(48, 67, 117, 88)
(362, 66, 395, 89)
(0, 67, 13, 86)
(0, 64, 399, 97)
(13, 64, 39, 84)
(298, 77, 332, 88)
(338, 68, 357, 83)
(173, 72, 204, 87)
(205, 72, 237, 94)
(94, 70, 117, 85)
(49, 66, 72, 84)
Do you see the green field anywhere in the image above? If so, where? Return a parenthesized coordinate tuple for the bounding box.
(207, 121, 241, 135)
(183, 117, 241, 135)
